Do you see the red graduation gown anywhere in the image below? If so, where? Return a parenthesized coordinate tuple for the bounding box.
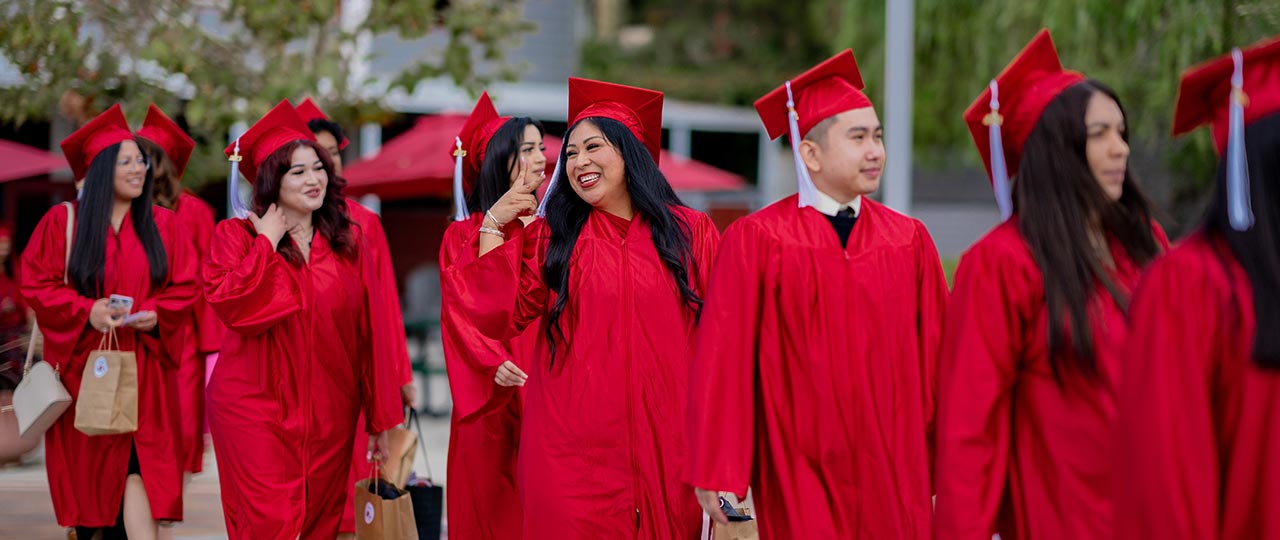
(685, 196, 947, 540)
(440, 212, 534, 540)
(172, 192, 223, 473)
(933, 219, 1167, 540)
(203, 219, 403, 540)
(20, 203, 198, 527)
(1116, 233, 1280, 539)
(339, 199, 414, 535)
(450, 206, 720, 539)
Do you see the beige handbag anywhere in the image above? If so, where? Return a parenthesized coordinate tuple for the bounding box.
(5, 202, 75, 440)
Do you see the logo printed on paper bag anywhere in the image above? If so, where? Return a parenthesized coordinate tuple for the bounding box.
(93, 356, 108, 378)
(363, 501, 375, 524)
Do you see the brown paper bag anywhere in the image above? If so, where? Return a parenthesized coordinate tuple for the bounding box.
(381, 423, 418, 488)
(73, 330, 138, 436)
(355, 476, 418, 540)
(708, 506, 759, 540)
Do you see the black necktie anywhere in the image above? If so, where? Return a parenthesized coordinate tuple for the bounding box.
(837, 207, 857, 220)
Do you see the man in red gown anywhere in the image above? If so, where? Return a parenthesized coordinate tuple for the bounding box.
(685, 50, 949, 539)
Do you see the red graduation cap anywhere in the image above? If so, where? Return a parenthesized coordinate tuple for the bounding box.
(568, 77, 663, 164)
(1173, 34, 1280, 154)
(453, 92, 512, 189)
(964, 29, 1085, 185)
(135, 104, 196, 179)
(296, 97, 349, 150)
(450, 92, 512, 221)
(963, 29, 1085, 219)
(59, 103, 134, 181)
(223, 100, 315, 184)
(754, 49, 871, 140)
(1173, 34, 1280, 231)
(752, 49, 870, 208)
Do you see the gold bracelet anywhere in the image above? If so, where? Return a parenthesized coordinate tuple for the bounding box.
(479, 226, 506, 239)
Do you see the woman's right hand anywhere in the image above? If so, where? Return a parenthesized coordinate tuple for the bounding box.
(89, 298, 120, 333)
(494, 360, 528, 387)
(247, 203, 289, 249)
(486, 159, 544, 228)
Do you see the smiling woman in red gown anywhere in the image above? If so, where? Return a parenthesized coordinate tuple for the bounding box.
(22, 104, 197, 540)
(202, 101, 402, 540)
(449, 78, 720, 539)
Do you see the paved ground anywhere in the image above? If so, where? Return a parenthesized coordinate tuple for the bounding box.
(0, 410, 452, 540)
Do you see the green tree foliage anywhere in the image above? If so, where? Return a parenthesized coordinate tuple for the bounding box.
(0, 0, 534, 187)
(585, 0, 1278, 219)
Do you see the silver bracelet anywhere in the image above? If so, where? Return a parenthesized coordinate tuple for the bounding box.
(485, 210, 506, 229)
(479, 226, 506, 239)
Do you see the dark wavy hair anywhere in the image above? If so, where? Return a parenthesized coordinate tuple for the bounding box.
(466, 117, 545, 214)
(136, 137, 182, 210)
(1204, 111, 1280, 367)
(69, 140, 169, 297)
(541, 117, 701, 365)
(307, 118, 345, 147)
(251, 139, 355, 266)
(1013, 80, 1161, 381)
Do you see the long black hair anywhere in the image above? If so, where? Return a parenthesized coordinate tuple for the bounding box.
(69, 141, 169, 298)
(466, 117, 545, 214)
(542, 117, 701, 364)
(1013, 80, 1161, 381)
(251, 139, 355, 266)
(1204, 111, 1280, 367)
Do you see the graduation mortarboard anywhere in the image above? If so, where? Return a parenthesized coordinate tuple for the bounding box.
(60, 103, 134, 182)
(296, 97, 349, 150)
(964, 29, 1086, 220)
(135, 104, 196, 179)
(754, 49, 872, 208)
(538, 78, 663, 217)
(223, 100, 315, 185)
(567, 77, 663, 164)
(1172, 34, 1280, 231)
(451, 92, 512, 221)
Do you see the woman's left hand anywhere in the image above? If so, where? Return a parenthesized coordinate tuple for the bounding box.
(125, 311, 158, 332)
(369, 430, 391, 463)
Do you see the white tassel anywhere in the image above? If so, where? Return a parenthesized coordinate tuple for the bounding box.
(1226, 48, 1254, 232)
(785, 81, 819, 208)
(985, 80, 1014, 221)
(228, 138, 248, 219)
(452, 137, 470, 222)
(535, 158, 562, 218)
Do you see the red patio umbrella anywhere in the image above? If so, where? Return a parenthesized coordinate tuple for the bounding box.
(0, 139, 68, 182)
(343, 114, 747, 201)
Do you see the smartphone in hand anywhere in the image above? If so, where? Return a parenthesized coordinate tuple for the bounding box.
(107, 294, 134, 322)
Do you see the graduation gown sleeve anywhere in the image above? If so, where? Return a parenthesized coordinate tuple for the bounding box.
(448, 220, 549, 342)
(1115, 241, 1223, 539)
(19, 204, 94, 369)
(440, 216, 520, 421)
(181, 194, 226, 354)
(357, 228, 406, 435)
(348, 201, 413, 387)
(913, 221, 949, 475)
(138, 209, 199, 370)
(685, 218, 766, 496)
(933, 232, 1032, 540)
(202, 220, 303, 336)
